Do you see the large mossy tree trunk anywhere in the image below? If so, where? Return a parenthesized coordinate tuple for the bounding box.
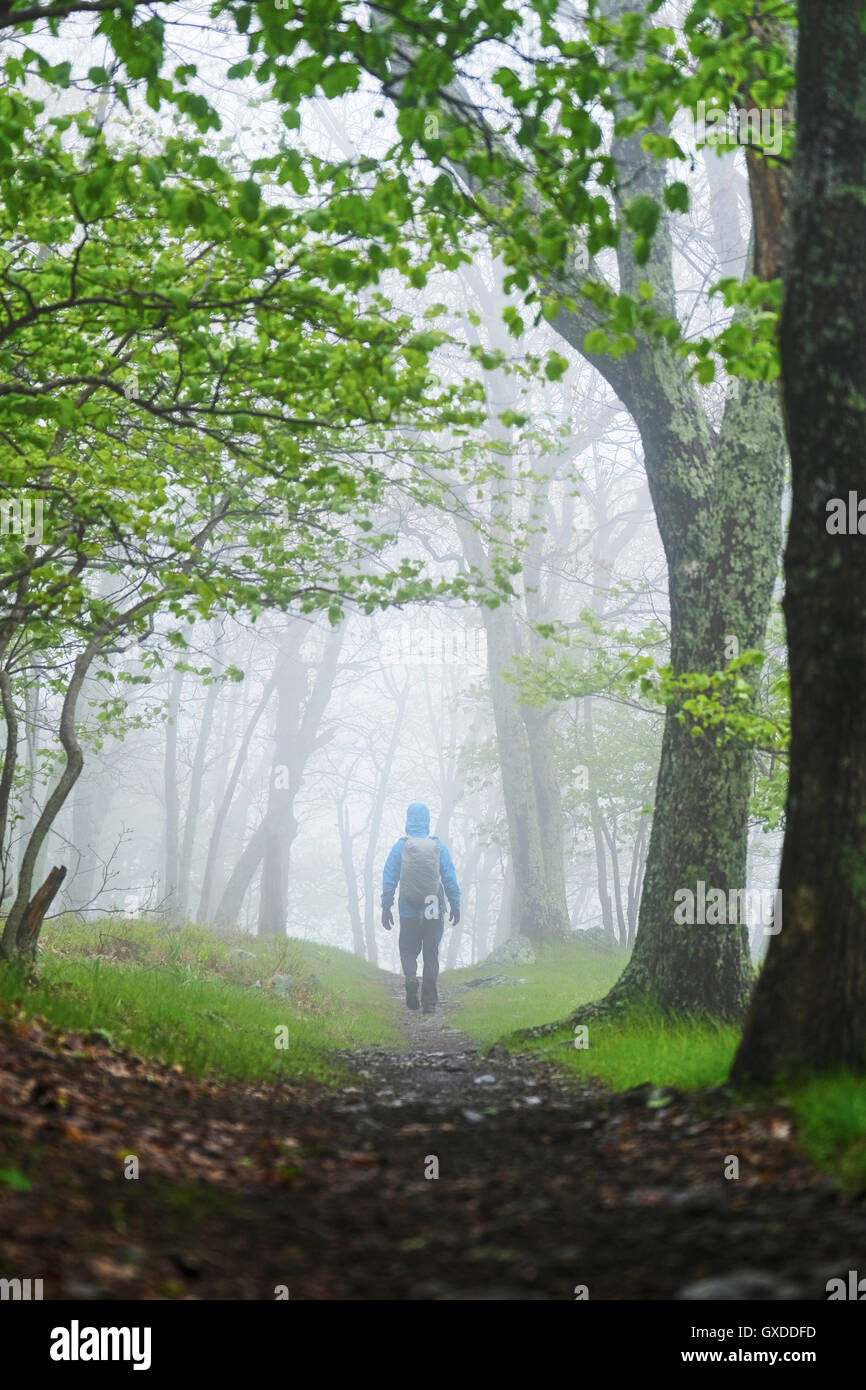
(548, 367, 785, 1026)
(731, 1, 866, 1082)
(524, 142, 787, 1027)
(610, 354, 785, 1017)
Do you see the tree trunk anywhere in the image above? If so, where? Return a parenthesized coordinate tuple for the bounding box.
(448, 280, 571, 948)
(21, 864, 67, 955)
(256, 637, 308, 937)
(162, 669, 183, 918)
(259, 625, 343, 937)
(473, 598, 569, 944)
(362, 681, 409, 967)
(338, 800, 367, 957)
(196, 677, 275, 923)
(585, 698, 617, 941)
(0, 669, 18, 905)
(561, 104, 786, 1019)
(731, 2, 866, 1081)
(444, 839, 481, 968)
(214, 623, 342, 933)
(493, 857, 513, 951)
(1, 644, 95, 957)
(522, 702, 569, 925)
(468, 844, 496, 964)
(17, 679, 42, 886)
(66, 661, 112, 914)
(626, 812, 650, 950)
(176, 674, 219, 919)
(601, 816, 627, 946)
(217, 637, 304, 933)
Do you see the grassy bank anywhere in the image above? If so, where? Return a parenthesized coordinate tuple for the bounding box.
(441, 935, 627, 1046)
(0, 917, 402, 1084)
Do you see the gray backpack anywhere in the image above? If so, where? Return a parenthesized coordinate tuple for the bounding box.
(399, 835, 442, 904)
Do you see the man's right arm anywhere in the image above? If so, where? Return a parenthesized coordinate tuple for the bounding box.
(381, 840, 403, 910)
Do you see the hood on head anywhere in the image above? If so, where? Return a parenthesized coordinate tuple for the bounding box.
(405, 802, 431, 837)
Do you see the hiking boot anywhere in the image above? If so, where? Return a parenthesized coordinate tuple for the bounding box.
(422, 1004, 436, 1014)
(406, 981, 420, 1011)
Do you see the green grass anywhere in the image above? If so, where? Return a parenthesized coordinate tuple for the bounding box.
(441, 935, 627, 1046)
(0, 917, 402, 1084)
(517, 1006, 741, 1091)
(788, 1074, 866, 1193)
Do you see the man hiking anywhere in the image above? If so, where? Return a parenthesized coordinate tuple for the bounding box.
(381, 802, 460, 1014)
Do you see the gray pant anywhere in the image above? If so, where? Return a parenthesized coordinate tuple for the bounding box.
(398, 914, 444, 1007)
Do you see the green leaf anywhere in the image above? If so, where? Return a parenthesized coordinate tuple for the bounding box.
(237, 179, 261, 222)
(664, 181, 690, 214)
(320, 63, 359, 99)
(584, 328, 609, 354)
(544, 351, 569, 381)
(625, 194, 660, 238)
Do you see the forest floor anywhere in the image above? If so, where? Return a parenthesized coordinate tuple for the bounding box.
(1, 972, 865, 1300)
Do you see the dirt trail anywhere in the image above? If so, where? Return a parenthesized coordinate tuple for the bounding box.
(321, 978, 866, 1300)
(1, 975, 865, 1300)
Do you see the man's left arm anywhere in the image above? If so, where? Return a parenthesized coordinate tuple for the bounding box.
(438, 842, 460, 923)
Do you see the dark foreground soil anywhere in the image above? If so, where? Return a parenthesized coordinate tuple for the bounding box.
(1, 979, 864, 1300)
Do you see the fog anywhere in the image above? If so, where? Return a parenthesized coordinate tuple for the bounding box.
(1, 0, 785, 970)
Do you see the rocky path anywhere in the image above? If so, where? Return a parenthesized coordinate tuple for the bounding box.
(1, 978, 864, 1300)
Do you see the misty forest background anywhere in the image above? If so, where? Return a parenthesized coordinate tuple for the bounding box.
(0, 0, 863, 1108)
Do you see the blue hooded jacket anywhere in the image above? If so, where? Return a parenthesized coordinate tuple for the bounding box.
(381, 802, 460, 920)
